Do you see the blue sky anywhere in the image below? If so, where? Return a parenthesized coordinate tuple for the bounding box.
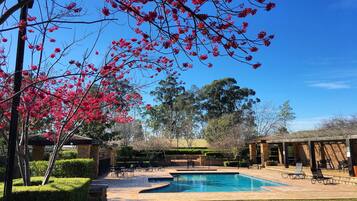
(140, 0, 357, 131)
(144, 0, 357, 131)
(3, 0, 357, 131)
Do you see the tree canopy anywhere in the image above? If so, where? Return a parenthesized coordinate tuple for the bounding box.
(199, 78, 259, 120)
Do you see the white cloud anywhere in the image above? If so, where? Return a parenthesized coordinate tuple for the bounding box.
(308, 81, 351, 90)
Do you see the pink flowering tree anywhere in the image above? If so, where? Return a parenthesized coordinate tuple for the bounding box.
(0, 0, 275, 185)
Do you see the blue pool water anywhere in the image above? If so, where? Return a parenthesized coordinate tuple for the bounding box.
(144, 173, 284, 193)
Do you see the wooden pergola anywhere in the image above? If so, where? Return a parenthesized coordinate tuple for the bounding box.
(249, 133, 357, 177)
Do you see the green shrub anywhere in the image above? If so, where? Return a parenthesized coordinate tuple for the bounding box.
(204, 151, 225, 158)
(224, 160, 250, 167)
(58, 150, 77, 159)
(176, 147, 208, 150)
(165, 149, 203, 155)
(117, 148, 165, 162)
(223, 161, 239, 167)
(30, 159, 95, 178)
(0, 177, 90, 201)
(117, 146, 137, 159)
(0, 167, 5, 181)
(239, 147, 250, 160)
(238, 160, 249, 167)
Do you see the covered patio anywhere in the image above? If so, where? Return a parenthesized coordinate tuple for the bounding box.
(28, 134, 116, 176)
(249, 131, 357, 177)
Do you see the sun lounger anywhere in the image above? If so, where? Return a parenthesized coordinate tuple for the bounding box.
(311, 169, 334, 185)
(281, 163, 306, 179)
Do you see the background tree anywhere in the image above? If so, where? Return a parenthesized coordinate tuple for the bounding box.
(148, 75, 185, 146)
(78, 122, 112, 143)
(204, 113, 254, 159)
(200, 78, 257, 155)
(319, 116, 357, 136)
(199, 77, 259, 120)
(175, 87, 201, 147)
(277, 100, 296, 133)
(254, 102, 281, 136)
(110, 120, 144, 146)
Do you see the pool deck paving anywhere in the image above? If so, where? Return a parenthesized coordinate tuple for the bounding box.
(92, 167, 357, 201)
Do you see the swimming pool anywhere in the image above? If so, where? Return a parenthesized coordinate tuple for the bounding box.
(144, 173, 285, 193)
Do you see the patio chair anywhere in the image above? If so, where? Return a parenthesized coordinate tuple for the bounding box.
(121, 164, 135, 177)
(281, 163, 306, 179)
(311, 169, 334, 185)
(110, 165, 124, 177)
(143, 164, 154, 172)
(156, 166, 165, 171)
(338, 160, 348, 172)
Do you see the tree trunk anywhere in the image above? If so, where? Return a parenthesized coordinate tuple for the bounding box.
(23, 154, 30, 185)
(16, 119, 31, 186)
(23, 115, 31, 185)
(17, 154, 25, 183)
(17, 155, 30, 186)
(42, 145, 59, 185)
(17, 136, 30, 186)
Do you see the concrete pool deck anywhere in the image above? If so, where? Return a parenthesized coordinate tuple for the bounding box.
(92, 167, 357, 201)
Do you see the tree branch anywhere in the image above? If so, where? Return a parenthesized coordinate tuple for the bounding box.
(0, 18, 117, 32)
(0, 0, 33, 25)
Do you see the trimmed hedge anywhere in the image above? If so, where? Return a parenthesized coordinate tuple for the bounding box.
(116, 146, 226, 160)
(164, 149, 204, 155)
(0, 177, 90, 201)
(204, 151, 225, 158)
(223, 160, 249, 167)
(238, 161, 249, 167)
(30, 159, 95, 178)
(224, 161, 239, 167)
(58, 150, 78, 159)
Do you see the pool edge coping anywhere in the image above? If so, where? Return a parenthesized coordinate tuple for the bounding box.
(141, 171, 288, 193)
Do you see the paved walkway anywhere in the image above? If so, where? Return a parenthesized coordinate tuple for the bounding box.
(92, 167, 357, 201)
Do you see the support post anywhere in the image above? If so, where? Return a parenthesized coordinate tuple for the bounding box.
(249, 143, 257, 164)
(293, 143, 300, 163)
(283, 142, 289, 168)
(110, 148, 117, 167)
(278, 143, 284, 165)
(90, 145, 99, 176)
(3, 1, 33, 200)
(346, 138, 354, 177)
(260, 142, 269, 166)
(308, 141, 317, 171)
